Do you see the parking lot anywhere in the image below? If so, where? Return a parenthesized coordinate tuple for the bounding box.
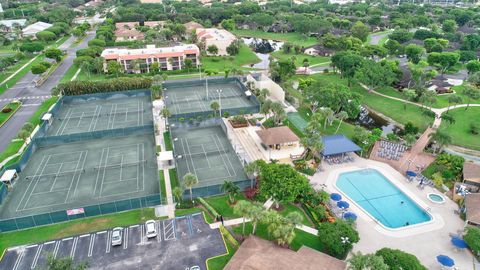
(0, 213, 226, 270)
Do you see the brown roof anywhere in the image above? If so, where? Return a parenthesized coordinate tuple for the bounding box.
(463, 162, 480, 185)
(224, 236, 346, 270)
(256, 126, 299, 145)
(465, 193, 480, 225)
(184, 21, 203, 32)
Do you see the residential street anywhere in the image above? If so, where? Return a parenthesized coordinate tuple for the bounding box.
(0, 31, 95, 153)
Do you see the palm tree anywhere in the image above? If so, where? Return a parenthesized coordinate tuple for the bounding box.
(233, 200, 252, 236)
(446, 94, 462, 113)
(302, 58, 310, 72)
(243, 161, 260, 188)
(300, 133, 324, 157)
(183, 173, 198, 201)
(321, 108, 334, 130)
(221, 181, 240, 204)
(246, 202, 264, 235)
(440, 113, 455, 126)
(260, 99, 272, 118)
(130, 59, 141, 73)
(270, 102, 285, 125)
(463, 86, 480, 111)
(160, 107, 171, 126)
(172, 186, 183, 205)
(210, 101, 220, 117)
(428, 130, 452, 153)
(285, 212, 303, 231)
(335, 111, 349, 134)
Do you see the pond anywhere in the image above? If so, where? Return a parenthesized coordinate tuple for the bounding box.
(350, 106, 400, 136)
(241, 37, 284, 70)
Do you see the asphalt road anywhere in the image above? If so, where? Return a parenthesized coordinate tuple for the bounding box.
(0, 213, 226, 270)
(0, 31, 95, 153)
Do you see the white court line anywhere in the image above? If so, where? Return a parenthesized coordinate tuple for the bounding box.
(26, 244, 38, 249)
(31, 244, 43, 269)
(16, 155, 50, 212)
(93, 148, 106, 197)
(49, 163, 64, 192)
(65, 150, 88, 203)
(140, 225, 144, 245)
(99, 147, 111, 197)
(214, 134, 236, 176)
(130, 224, 139, 228)
(72, 150, 88, 197)
(157, 221, 161, 243)
(200, 144, 211, 168)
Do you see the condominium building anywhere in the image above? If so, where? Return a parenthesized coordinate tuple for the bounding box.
(196, 28, 236, 56)
(101, 44, 200, 73)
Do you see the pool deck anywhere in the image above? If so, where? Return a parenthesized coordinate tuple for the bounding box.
(310, 155, 477, 270)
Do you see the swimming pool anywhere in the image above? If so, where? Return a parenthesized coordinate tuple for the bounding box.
(336, 169, 431, 229)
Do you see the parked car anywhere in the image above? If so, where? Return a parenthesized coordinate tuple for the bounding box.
(111, 227, 123, 246)
(145, 220, 157, 238)
(190, 266, 201, 270)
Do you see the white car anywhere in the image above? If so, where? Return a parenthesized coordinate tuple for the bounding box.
(145, 220, 157, 238)
(111, 227, 123, 246)
(190, 266, 201, 270)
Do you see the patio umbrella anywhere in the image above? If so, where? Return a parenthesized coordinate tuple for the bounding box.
(337, 200, 350, 209)
(451, 236, 468, 249)
(330, 193, 342, 201)
(436, 255, 455, 267)
(343, 212, 357, 221)
(406, 170, 417, 177)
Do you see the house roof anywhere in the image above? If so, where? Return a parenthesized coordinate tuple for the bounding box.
(0, 19, 27, 28)
(256, 126, 299, 145)
(196, 28, 236, 42)
(304, 44, 334, 54)
(184, 21, 204, 32)
(465, 193, 480, 225)
(321, 135, 361, 156)
(463, 162, 480, 185)
(224, 236, 346, 270)
(22, 21, 53, 35)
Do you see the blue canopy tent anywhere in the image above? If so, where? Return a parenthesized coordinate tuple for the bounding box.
(436, 255, 455, 267)
(451, 236, 468, 249)
(321, 135, 362, 157)
(330, 193, 342, 201)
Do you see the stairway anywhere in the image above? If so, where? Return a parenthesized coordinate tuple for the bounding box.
(234, 128, 266, 161)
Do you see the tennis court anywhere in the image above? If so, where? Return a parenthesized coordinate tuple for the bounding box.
(171, 124, 248, 197)
(164, 78, 259, 117)
(0, 134, 158, 220)
(46, 95, 152, 136)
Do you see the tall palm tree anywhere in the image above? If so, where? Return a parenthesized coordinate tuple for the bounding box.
(335, 111, 349, 134)
(160, 107, 171, 126)
(210, 101, 220, 117)
(220, 181, 240, 204)
(233, 200, 251, 235)
(270, 102, 285, 125)
(246, 202, 264, 235)
(172, 186, 183, 205)
(243, 161, 260, 188)
(446, 94, 462, 113)
(285, 212, 303, 232)
(321, 108, 334, 130)
(260, 99, 272, 118)
(302, 58, 310, 72)
(183, 173, 198, 201)
(428, 130, 452, 153)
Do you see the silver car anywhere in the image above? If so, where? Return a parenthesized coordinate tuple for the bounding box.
(111, 227, 123, 246)
(145, 220, 157, 238)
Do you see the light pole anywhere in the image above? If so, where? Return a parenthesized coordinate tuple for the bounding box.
(217, 89, 223, 117)
(206, 74, 209, 100)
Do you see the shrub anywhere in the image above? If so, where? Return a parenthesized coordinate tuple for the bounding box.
(73, 56, 94, 66)
(45, 48, 63, 62)
(244, 187, 258, 200)
(31, 63, 48, 74)
(403, 122, 419, 135)
(464, 227, 480, 255)
(76, 48, 97, 58)
(375, 248, 427, 270)
(88, 38, 107, 48)
(317, 220, 359, 259)
(431, 172, 444, 188)
(197, 197, 220, 219)
(20, 42, 44, 53)
(58, 77, 152, 95)
(470, 122, 479, 135)
(22, 122, 35, 132)
(36, 30, 57, 41)
(2, 107, 13, 113)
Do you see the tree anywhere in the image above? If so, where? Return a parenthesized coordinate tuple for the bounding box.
(207, 44, 218, 55)
(221, 19, 235, 31)
(375, 248, 427, 270)
(466, 60, 480, 74)
(350, 21, 370, 42)
(405, 44, 424, 64)
(440, 113, 455, 126)
(226, 39, 241, 55)
(45, 48, 63, 62)
(442, 19, 457, 33)
(160, 107, 171, 125)
(183, 58, 193, 72)
(36, 30, 57, 41)
(462, 85, 480, 110)
(383, 39, 400, 56)
(317, 220, 360, 259)
(335, 111, 349, 134)
(20, 42, 44, 53)
(355, 60, 396, 91)
(31, 63, 48, 74)
(246, 201, 264, 235)
(210, 101, 220, 117)
(388, 29, 413, 43)
(45, 255, 88, 270)
(428, 130, 452, 153)
(172, 186, 183, 205)
(427, 52, 460, 75)
(468, 72, 480, 88)
(348, 252, 389, 270)
(331, 52, 364, 87)
(88, 38, 106, 48)
(322, 108, 335, 130)
(183, 173, 198, 201)
(244, 161, 260, 188)
(270, 102, 286, 125)
(258, 163, 310, 209)
(233, 200, 251, 236)
(304, 82, 361, 119)
(402, 88, 417, 111)
(221, 181, 240, 204)
(107, 61, 123, 77)
(407, 61, 437, 90)
(302, 58, 309, 72)
(464, 227, 480, 255)
(446, 94, 462, 113)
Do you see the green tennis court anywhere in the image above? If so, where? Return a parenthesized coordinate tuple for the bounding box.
(287, 112, 308, 132)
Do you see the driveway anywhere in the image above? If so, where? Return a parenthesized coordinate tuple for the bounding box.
(0, 213, 226, 270)
(0, 31, 95, 153)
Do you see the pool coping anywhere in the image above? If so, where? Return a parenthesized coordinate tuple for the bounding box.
(325, 163, 446, 238)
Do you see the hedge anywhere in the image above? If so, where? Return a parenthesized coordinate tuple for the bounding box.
(58, 77, 152, 95)
(219, 225, 239, 248)
(198, 197, 220, 219)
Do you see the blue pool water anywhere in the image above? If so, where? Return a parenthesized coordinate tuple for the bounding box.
(336, 169, 431, 228)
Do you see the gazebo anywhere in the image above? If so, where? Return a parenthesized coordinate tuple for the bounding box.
(256, 126, 300, 150)
(321, 135, 361, 157)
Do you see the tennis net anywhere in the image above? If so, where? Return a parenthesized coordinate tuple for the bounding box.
(93, 160, 147, 171)
(25, 169, 85, 180)
(177, 149, 229, 159)
(58, 109, 146, 121)
(206, 93, 243, 100)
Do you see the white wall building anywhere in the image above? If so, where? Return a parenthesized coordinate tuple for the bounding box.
(196, 28, 236, 56)
(22, 21, 53, 37)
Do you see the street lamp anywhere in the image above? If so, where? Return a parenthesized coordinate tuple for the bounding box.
(216, 89, 223, 117)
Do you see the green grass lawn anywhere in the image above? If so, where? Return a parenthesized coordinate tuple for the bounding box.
(0, 209, 159, 256)
(0, 56, 34, 83)
(204, 194, 247, 219)
(164, 131, 173, 151)
(278, 203, 313, 226)
(232, 29, 318, 47)
(60, 64, 80, 83)
(0, 102, 21, 127)
(169, 169, 180, 189)
(201, 44, 260, 71)
(441, 107, 480, 150)
(0, 140, 24, 166)
(175, 207, 204, 217)
(271, 51, 330, 66)
(159, 170, 167, 198)
(0, 55, 45, 95)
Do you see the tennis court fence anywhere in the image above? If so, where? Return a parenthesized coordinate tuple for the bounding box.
(0, 194, 162, 232)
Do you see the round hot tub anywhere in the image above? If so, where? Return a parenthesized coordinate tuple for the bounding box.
(428, 193, 446, 204)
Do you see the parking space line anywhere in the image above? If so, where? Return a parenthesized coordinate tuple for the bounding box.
(123, 228, 128, 249)
(80, 234, 90, 238)
(140, 225, 144, 245)
(88, 234, 95, 257)
(53, 241, 60, 258)
(130, 224, 139, 228)
(163, 219, 176, 241)
(26, 244, 38, 249)
(44, 241, 55, 245)
(97, 231, 106, 234)
(31, 244, 43, 269)
(187, 215, 194, 235)
(70, 237, 78, 259)
(62, 237, 73, 241)
(106, 231, 112, 254)
(12, 250, 25, 270)
(156, 221, 161, 243)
